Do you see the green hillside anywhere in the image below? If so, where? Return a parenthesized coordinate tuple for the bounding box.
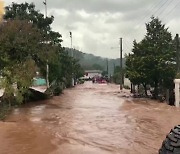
(65, 48, 125, 75)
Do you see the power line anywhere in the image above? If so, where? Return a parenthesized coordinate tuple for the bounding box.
(135, 0, 163, 28)
(161, 0, 180, 21)
(135, 0, 170, 29)
(120, 0, 179, 57)
(155, 0, 175, 18)
(133, 0, 177, 39)
(123, 39, 132, 54)
(151, 0, 171, 17)
(135, 0, 178, 32)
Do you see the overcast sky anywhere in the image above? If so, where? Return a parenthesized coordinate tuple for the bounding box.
(5, 0, 180, 58)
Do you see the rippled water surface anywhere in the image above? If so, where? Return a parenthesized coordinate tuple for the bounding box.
(1, 82, 180, 154)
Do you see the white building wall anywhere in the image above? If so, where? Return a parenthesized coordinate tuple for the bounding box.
(174, 79, 180, 107)
(124, 78, 131, 87)
(87, 72, 102, 78)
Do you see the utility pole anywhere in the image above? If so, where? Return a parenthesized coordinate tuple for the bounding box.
(70, 31, 74, 86)
(43, 0, 47, 18)
(113, 63, 116, 74)
(43, 0, 49, 88)
(120, 38, 123, 90)
(175, 34, 180, 73)
(110, 39, 123, 90)
(106, 58, 109, 76)
(70, 31, 73, 57)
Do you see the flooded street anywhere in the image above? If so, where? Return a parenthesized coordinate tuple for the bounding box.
(1, 82, 180, 154)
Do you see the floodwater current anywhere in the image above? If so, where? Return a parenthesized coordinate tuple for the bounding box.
(1, 82, 180, 154)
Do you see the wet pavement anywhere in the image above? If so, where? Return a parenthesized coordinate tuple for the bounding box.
(1, 81, 180, 154)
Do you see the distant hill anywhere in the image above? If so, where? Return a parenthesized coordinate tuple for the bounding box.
(65, 48, 125, 75)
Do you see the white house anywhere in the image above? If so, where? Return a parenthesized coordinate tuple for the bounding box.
(84, 70, 102, 79)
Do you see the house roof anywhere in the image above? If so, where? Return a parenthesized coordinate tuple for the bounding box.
(85, 70, 102, 73)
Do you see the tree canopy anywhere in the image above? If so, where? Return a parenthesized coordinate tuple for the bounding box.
(0, 2, 84, 104)
(0, 20, 43, 103)
(126, 17, 176, 97)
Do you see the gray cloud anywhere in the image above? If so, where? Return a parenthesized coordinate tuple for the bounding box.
(11, 0, 153, 14)
(5, 0, 180, 58)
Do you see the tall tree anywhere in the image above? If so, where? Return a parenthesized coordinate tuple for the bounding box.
(4, 3, 53, 32)
(126, 17, 176, 98)
(126, 40, 151, 95)
(4, 2, 65, 82)
(0, 20, 43, 103)
(145, 17, 176, 97)
(4, 2, 63, 45)
(3, 2, 84, 95)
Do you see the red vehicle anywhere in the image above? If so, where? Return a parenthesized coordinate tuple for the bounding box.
(92, 76, 107, 84)
(98, 79, 107, 84)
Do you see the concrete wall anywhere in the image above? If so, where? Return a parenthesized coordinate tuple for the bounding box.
(124, 78, 131, 87)
(174, 79, 180, 107)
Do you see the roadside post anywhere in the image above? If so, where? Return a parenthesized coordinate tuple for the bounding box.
(174, 79, 180, 107)
(119, 38, 123, 90)
(70, 31, 74, 87)
(174, 34, 180, 107)
(43, 0, 50, 88)
(111, 38, 124, 90)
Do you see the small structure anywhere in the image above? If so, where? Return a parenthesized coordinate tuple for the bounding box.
(32, 77, 46, 86)
(174, 79, 180, 107)
(84, 70, 102, 79)
(124, 78, 131, 88)
(30, 77, 47, 93)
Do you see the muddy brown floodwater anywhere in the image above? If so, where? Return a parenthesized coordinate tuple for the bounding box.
(1, 82, 180, 154)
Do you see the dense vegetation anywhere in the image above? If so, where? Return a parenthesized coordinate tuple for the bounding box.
(65, 48, 125, 75)
(1, 3, 179, 119)
(126, 17, 178, 99)
(0, 2, 84, 113)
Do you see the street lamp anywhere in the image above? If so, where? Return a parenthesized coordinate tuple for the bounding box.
(120, 38, 123, 90)
(70, 31, 73, 57)
(111, 38, 123, 90)
(175, 34, 180, 73)
(43, 0, 47, 18)
(43, 0, 49, 88)
(70, 31, 74, 86)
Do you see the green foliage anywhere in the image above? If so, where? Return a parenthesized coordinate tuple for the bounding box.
(102, 71, 108, 76)
(126, 40, 151, 85)
(126, 17, 176, 98)
(65, 48, 126, 75)
(73, 61, 85, 79)
(0, 2, 86, 108)
(0, 20, 42, 104)
(56, 50, 84, 87)
(114, 66, 120, 74)
(92, 64, 103, 70)
(176, 72, 180, 79)
(113, 72, 120, 84)
(4, 2, 63, 74)
(4, 2, 54, 33)
(124, 85, 130, 90)
(113, 66, 125, 84)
